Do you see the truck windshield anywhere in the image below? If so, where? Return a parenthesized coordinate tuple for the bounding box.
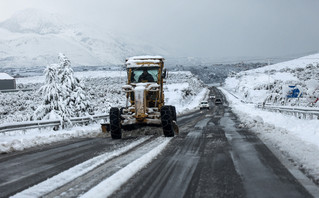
(131, 67, 159, 83)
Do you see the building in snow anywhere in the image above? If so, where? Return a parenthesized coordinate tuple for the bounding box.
(0, 73, 16, 90)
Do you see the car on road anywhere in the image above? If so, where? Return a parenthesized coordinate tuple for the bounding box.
(215, 98, 222, 105)
(200, 101, 210, 110)
(209, 95, 215, 99)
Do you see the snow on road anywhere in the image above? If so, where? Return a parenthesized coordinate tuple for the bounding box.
(11, 136, 153, 198)
(222, 53, 319, 184)
(220, 87, 319, 183)
(0, 124, 103, 153)
(81, 137, 172, 198)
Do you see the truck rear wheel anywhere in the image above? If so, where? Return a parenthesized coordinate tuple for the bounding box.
(161, 106, 174, 137)
(110, 107, 122, 139)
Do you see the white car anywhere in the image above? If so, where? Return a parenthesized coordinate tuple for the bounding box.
(199, 101, 209, 110)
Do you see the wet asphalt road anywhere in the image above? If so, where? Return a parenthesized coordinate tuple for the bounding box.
(112, 87, 313, 198)
(0, 87, 315, 198)
(0, 137, 141, 197)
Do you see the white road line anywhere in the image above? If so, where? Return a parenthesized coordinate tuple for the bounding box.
(81, 137, 172, 198)
(12, 137, 151, 198)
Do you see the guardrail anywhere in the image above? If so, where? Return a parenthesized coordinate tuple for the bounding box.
(256, 104, 319, 120)
(0, 114, 108, 133)
(0, 89, 33, 93)
(223, 88, 319, 120)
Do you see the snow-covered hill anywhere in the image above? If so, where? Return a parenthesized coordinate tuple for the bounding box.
(0, 9, 166, 67)
(224, 53, 319, 106)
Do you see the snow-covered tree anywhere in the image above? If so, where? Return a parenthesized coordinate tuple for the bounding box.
(57, 53, 91, 117)
(33, 53, 91, 124)
(34, 63, 67, 121)
(71, 79, 92, 117)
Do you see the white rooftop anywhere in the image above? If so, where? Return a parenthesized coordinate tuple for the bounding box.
(0, 73, 14, 80)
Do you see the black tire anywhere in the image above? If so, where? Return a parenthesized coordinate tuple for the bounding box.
(169, 106, 177, 121)
(161, 105, 174, 137)
(110, 107, 122, 139)
(120, 107, 125, 115)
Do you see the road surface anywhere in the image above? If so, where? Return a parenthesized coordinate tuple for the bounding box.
(112, 87, 314, 198)
(0, 87, 316, 198)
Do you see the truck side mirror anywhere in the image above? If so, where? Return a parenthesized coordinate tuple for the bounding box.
(162, 69, 167, 79)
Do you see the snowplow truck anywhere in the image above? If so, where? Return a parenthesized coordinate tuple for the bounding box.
(108, 56, 178, 139)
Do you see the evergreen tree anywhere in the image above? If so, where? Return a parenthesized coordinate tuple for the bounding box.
(34, 63, 66, 121)
(34, 53, 91, 125)
(57, 53, 91, 117)
(71, 78, 92, 117)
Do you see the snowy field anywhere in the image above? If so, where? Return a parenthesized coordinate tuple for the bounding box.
(0, 70, 208, 153)
(222, 53, 319, 184)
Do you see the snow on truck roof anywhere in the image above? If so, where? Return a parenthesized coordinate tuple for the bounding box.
(0, 73, 14, 80)
(126, 56, 164, 68)
(126, 55, 164, 60)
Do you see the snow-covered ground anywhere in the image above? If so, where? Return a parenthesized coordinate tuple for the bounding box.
(225, 53, 319, 106)
(222, 53, 319, 184)
(0, 70, 208, 153)
(221, 88, 319, 184)
(0, 124, 103, 153)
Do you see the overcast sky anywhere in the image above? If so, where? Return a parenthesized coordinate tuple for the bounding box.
(1, 0, 319, 61)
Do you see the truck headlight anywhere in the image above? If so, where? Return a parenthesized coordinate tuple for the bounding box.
(122, 85, 134, 92)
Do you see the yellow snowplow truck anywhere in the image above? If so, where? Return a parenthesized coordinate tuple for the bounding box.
(108, 56, 178, 139)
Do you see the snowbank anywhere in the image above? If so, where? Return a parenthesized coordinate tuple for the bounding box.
(222, 53, 319, 183)
(221, 88, 319, 183)
(0, 124, 103, 153)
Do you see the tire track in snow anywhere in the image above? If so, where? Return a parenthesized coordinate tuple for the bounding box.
(12, 136, 154, 198)
(81, 137, 172, 198)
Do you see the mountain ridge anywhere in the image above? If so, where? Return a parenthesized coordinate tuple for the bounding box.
(0, 9, 167, 67)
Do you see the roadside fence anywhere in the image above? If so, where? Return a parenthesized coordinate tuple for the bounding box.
(0, 114, 108, 133)
(256, 104, 319, 120)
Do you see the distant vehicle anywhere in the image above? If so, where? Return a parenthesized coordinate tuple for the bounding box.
(209, 95, 215, 99)
(200, 101, 210, 110)
(215, 98, 222, 104)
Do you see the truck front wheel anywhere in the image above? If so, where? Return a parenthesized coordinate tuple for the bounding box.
(110, 107, 122, 139)
(161, 106, 174, 137)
